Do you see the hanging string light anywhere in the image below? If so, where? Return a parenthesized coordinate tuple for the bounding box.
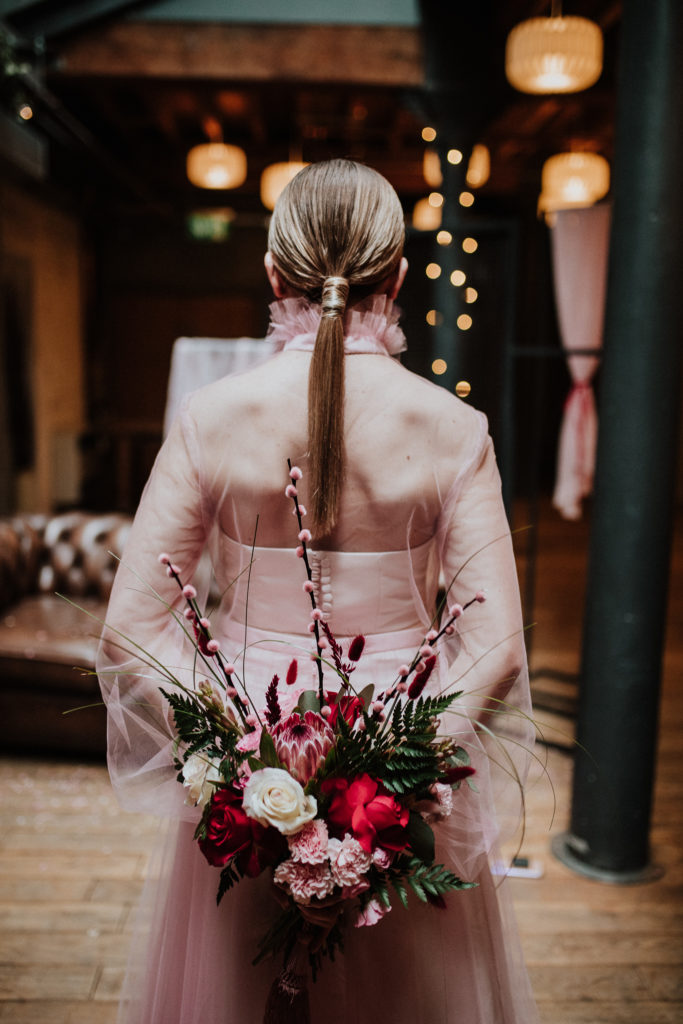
(505, 2, 603, 94)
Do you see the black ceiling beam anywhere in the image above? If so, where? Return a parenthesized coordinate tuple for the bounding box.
(4, 0, 157, 41)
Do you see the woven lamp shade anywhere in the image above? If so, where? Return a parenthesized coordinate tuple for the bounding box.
(186, 144, 247, 190)
(538, 152, 610, 213)
(260, 162, 309, 210)
(506, 16, 603, 94)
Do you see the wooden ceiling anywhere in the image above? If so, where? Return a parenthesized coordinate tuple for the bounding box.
(0, 1, 622, 218)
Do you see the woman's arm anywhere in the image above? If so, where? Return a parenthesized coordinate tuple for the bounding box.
(97, 409, 210, 819)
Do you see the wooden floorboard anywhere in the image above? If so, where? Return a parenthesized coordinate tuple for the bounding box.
(0, 501, 681, 1022)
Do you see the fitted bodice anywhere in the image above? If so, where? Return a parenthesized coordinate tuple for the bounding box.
(214, 534, 438, 637)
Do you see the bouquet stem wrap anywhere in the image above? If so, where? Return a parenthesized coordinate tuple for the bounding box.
(263, 945, 311, 1024)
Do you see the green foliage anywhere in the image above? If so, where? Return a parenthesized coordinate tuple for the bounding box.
(258, 729, 282, 768)
(161, 689, 211, 749)
(325, 713, 390, 780)
(297, 689, 321, 713)
(407, 811, 435, 864)
(392, 856, 476, 903)
(216, 861, 241, 905)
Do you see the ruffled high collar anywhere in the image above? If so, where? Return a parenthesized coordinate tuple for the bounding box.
(266, 294, 407, 356)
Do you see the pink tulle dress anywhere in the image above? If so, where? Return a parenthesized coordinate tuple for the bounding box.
(97, 296, 539, 1023)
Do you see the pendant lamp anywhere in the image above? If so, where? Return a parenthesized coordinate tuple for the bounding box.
(423, 149, 443, 188)
(260, 162, 309, 211)
(186, 143, 247, 190)
(538, 152, 610, 214)
(466, 145, 490, 188)
(505, 8, 603, 94)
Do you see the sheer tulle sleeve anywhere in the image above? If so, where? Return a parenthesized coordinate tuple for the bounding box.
(436, 416, 534, 847)
(96, 407, 210, 821)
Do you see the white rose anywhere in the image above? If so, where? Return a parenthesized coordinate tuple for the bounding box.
(242, 767, 317, 836)
(181, 753, 222, 808)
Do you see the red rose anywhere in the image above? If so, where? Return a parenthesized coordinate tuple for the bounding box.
(325, 692, 365, 729)
(199, 788, 284, 877)
(321, 774, 410, 854)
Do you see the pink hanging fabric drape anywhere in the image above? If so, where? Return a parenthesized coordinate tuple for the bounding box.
(550, 204, 611, 519)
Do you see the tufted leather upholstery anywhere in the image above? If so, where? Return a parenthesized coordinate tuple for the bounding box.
(0, 512, 132, 756)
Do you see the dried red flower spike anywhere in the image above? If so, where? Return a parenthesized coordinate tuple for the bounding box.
(408, 654, 437, 699)
(286, 659, 298, 686)
(348, 635, 365, 662)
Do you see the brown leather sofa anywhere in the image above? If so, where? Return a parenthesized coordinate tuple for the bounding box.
(0, 512, 132, 757)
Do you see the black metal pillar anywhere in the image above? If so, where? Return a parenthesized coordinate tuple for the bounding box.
(554, 0, 683, 880)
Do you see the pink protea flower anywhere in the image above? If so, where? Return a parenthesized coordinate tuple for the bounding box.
(288, 819, 329, 865)
(273, 859, 335, 904)
(271, 711, 335, 784)
(327, 834, 371, 888)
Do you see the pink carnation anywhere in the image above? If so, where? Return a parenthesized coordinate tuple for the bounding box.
(273, 859, 335, 904)
(341, 878, 371, 899)
(288, 819, 329, 864)
(236, 727, 262, 754)
(327, 834, 372, 888)
(353, 898, 392, 928)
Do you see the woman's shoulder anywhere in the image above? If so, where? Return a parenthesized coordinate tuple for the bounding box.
(380, 359, 488, 443)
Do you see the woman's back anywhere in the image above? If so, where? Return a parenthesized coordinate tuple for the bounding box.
(192, 347, 484, 553)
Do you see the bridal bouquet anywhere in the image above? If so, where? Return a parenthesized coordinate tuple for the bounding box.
(157, 464, 482, 1012)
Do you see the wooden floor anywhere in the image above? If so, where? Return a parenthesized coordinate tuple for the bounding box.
(0, 502, 681, 1023)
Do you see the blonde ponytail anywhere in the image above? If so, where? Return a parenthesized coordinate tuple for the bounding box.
(268, 160, 405, 537)
(307, 276, 349, 535)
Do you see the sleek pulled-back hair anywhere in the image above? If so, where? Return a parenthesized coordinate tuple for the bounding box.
(268, 159, 405, 536)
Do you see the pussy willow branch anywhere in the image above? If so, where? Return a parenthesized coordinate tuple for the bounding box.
(287, 457, 325, 704)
